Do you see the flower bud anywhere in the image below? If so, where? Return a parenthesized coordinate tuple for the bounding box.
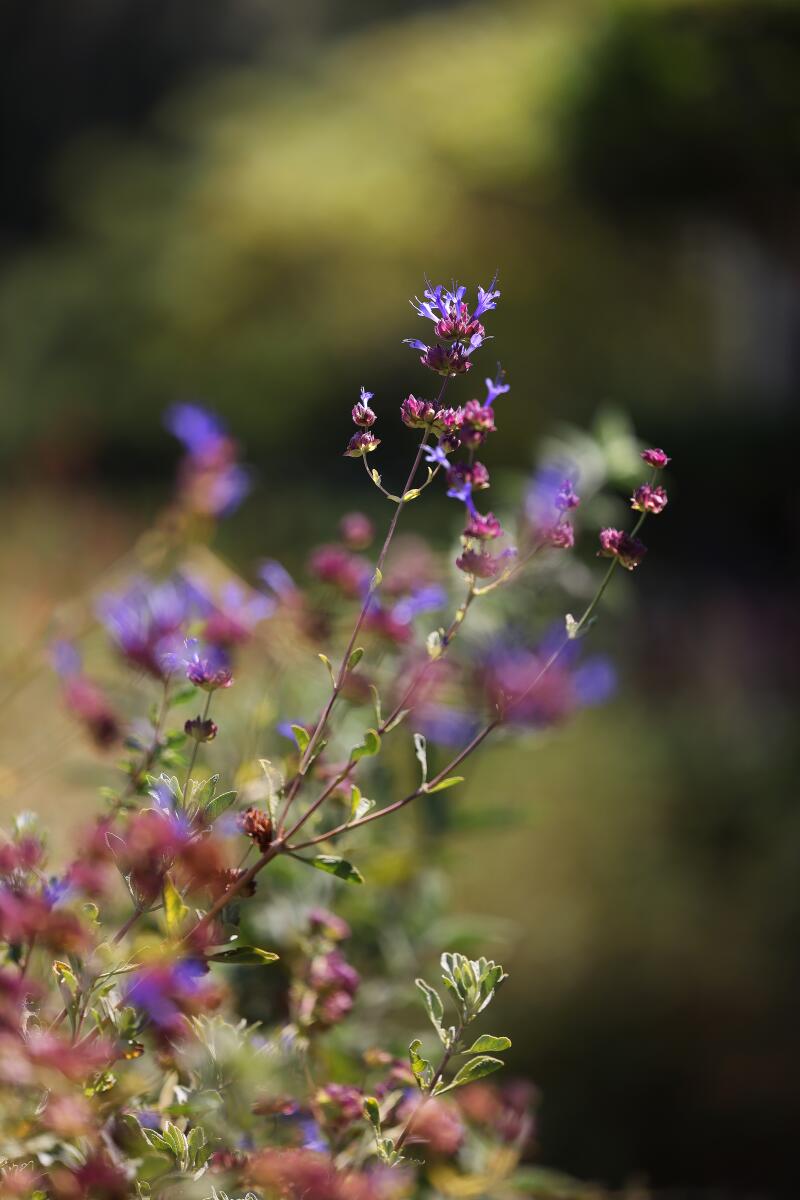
(343, 432, 380, 457)
(184, 716, 218, 742)
(598, 528, 647, 570)
(351, 402, 376, 427)
(641, 447, 671, 469)
(239, 807, 273, 852)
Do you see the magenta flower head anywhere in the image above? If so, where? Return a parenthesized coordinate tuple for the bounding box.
(598, 528, 647, 570)
(447, 460, 490, 492)
(308, 908, 351, 942)
(546, 521, 575, 550)
(344, 431, 380, 457)
(464, 511, 503, 540)
(404, 278, 499, 375)
(351, 387, 376, 428)
(400, 395, 438, 429)
(631, 483, 668, 514)
(456, 548, 502, 579)
(340, 511, 374, 549)
(459, 398, 496, 448)
(641, 447, 671, 470)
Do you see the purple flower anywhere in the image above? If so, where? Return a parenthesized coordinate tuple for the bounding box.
(392, 585, 448, 623)
(641, 447, 671, 470)
(485, 640, 616, 728)
(526, 463, 580, 538)
(555, 479, 580, 512)
(98, 578, 189, 679)
(259, 560, 298, 600)
(352, 386, 377, 428)
(423, 443, 451, 469)
(165, 403, 251, 517)
(309, 950, 360, 995)
(483, 369, 510, 408)
(183, 640, 233, 691)
(164, 403, 228, 459)
(126, 958, 217, 1040)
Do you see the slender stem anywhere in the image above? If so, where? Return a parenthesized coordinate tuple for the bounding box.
(289, 508, 652, 851)
(178, 841, 284, 945)
(111, 907, 145, 946)
(395, 1024, 463, 1152)
(277, 428, 433, 836)
(182, 692, 212, 806)
(118, 677, 172, 806)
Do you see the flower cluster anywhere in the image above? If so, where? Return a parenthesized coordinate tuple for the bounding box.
(0, 280, 673, 1200)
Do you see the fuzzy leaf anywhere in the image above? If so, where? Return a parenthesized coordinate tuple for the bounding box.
(415, 977, 445, 1037)
(409, 1038, 434, 1090)
(350, 728, 381, 762)
(424, 776, 464, 794)
(347, 647, 364, 671)
(348, 785, 375, 824)
(206, 946, 279, 965)
(310, 855, 364, 884)
(318, 653, 336, 686)
(448, 1055, 505, 1089)
(203, 790, 237, 822)
(465, 1034, 512, 1054)
(291, 724, 310, 753)
(163, 876, 189, 935)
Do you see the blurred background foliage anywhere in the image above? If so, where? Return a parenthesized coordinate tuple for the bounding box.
(0, 0, 798, 1195)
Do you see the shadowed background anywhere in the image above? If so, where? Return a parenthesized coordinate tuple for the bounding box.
(0, 0, 798, 1195)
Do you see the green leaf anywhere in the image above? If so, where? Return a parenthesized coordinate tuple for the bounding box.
(369, 684, 382, 726)
(347, 646, 364, 671)
(291, 724, 310, 753)
(350, 728, 381, 762)
(370, 567, 383, 590)
(447, 1055, 505, 1089)
(415, 977, 445, 1037)
(318, 653, 336, 686)
(203, 790, 237, 822)
(402, 488, 421, 502)
(424, 776, 464, 794)
(383, 708, 409, 733)
(161, 1122, 188, 1161)
(465, 1034, 511, 1054)
(413, 732, 427, 784)
(348, 785, 375, 823)
(309, 855, 364, 884)
(409, 1038, 434, 1090)
(206, 946, 279, 965)
(186, 1125, 207, 1164)
(142, 1129, 171, 1154)
(163, 876, 189, 935)
(171, 684, 199, 706)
